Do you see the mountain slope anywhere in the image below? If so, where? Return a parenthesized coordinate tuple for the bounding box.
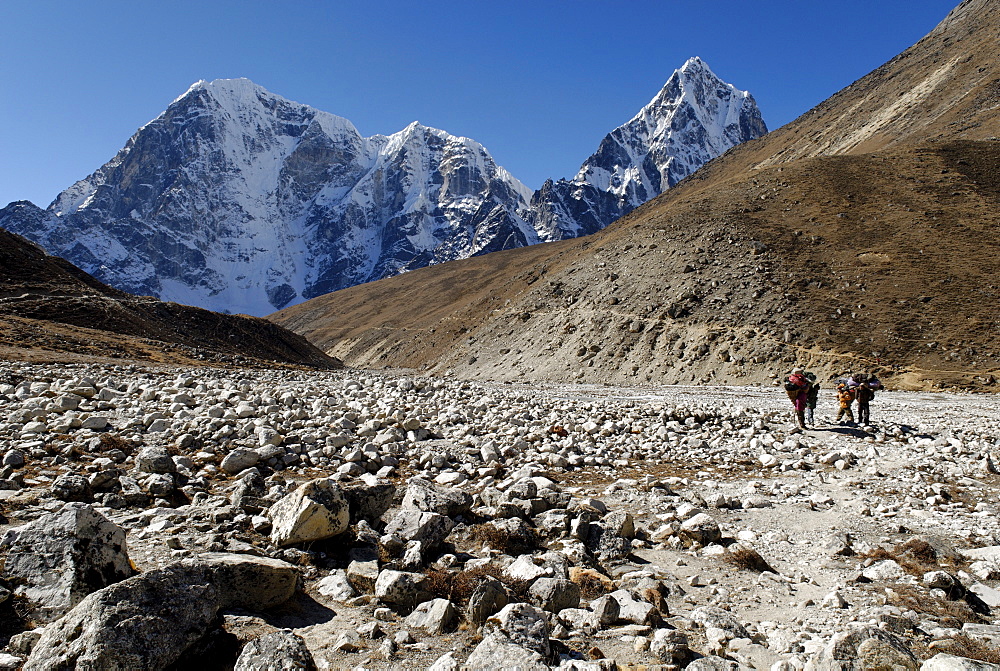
(270, 0, 1000, 390)
(0, 63, 764, 316)
(0, 222, 339, 369)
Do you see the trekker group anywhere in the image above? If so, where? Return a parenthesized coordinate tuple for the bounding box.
(784, 368, 882, 429)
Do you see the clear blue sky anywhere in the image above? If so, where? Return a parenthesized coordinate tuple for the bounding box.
(1, 0, 958, 208)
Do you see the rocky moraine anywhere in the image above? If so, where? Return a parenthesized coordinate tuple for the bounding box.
(0, 362, 999, 670)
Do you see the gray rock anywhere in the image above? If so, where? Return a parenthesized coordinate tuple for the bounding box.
(374, 570, 430, 609)
(234, 630, 316, 671)
(679, 513, 722, 547)
(23, 554, 298, 671)
(220, 448, 260, 475)
(812, 626, 918, 671)
(690, 606, 750, 640)
(23, 564, 220, 671)
(484, 602, 551, 656)
(405, 598, 457, 634)
(590, 594, 620, 626)
(467, 575, 509, 625)
(463, 632, 547, 670)
(384, 509, 455, 550)
(50, 474, 93, 503)
(650, 629, 691, 666)
(3, 503, 135, 622)
(316, 570, 358, 601)
(921, 653, 1000, 671)
(686, 656, 741, 671)
(135, 446, 175, 474)
(401, 477, 472, 517)
(609, 589, 659, 626)
(268, 478, 349, 547)
(528, 577, 580, 613)
(342, 480, 396, 524)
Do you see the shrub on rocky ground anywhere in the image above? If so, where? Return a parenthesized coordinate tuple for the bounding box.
(722, 546, 774, 573)
(471, 523, 541, 555)
(884, 584, 985, 627)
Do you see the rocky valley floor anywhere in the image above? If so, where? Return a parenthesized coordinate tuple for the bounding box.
(1, 362, 999, 670)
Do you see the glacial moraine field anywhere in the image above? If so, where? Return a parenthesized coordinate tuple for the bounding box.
(1, 361, 999, 669)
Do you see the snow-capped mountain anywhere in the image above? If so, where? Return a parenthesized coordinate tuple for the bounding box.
(1, 61, 765, 316)
(530, 57, 768, 240)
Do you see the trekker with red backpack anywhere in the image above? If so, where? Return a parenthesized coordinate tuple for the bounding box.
(784, 367, 810, 429)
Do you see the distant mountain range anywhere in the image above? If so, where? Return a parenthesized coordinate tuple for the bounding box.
(0, 58, 765, 316)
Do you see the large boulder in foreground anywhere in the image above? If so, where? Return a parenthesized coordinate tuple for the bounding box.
(2, 503, 136, 622)
(268, 478, 350, 546)
(23, 554, 298, 671)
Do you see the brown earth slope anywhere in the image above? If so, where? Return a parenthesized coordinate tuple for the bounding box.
(0, 228, 340, 369)
(271, 0, 1000, 390)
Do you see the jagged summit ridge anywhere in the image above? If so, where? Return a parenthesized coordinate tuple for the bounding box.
(529, 57, 767, 241)
(2, 65, 765, 315)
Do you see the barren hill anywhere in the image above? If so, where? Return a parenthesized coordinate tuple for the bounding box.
(0, 225, 340, 369)
(271, 0, 1000, 390)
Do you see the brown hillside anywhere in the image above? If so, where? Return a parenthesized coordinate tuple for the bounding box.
(271, 0, 1000, 390)
(0, 228, 340, 369)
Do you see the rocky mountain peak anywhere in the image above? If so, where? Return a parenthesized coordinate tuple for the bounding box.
(2, 61, 764, 316)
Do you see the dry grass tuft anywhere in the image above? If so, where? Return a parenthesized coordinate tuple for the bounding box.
(575, 572, 612, 599)
(885, 584, 985, 627)
(98, 432, 135, 454)
(724, 546, 775, 573)
(471, 524, 540, 555)
(943, 635, 1000, 665)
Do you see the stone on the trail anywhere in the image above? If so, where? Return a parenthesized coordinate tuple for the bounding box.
(268, 478, 349, 547)
(317, 570, 358, 601)
(862, 559, 906, 582)
(3, 503, 135, 622)
(609, 589, 659, 625)
(557, 608, 599, 635)
(504, 555, 552, 582)
(346, 556, 380, 593)
(650, 628, 692, 666)
(404, 598, 457, 634)
(528, 577, 580, 613)
(679, 513, 722, 547)
(384, 509, 454, 550)
(220, 448, 260, 475)
(428, 651, 460, 671)
(402, 476, 472, 517)
(342, 480, 396, 524)
(467, 575, 509, 625)
(591, 594, 621, 626)
(135, 445, 175, 474)
(690, 606, 750, 640)
(812, 626, 918, 671)
(464, 632, 546, 670)
(686, 655, 741, 671)
(50, 474, 94, 503)
(921, 653, 1000, 671)
(483, 602, 551, 656)
(233, 630, 316, 671)
(374, 570, 430, 609)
